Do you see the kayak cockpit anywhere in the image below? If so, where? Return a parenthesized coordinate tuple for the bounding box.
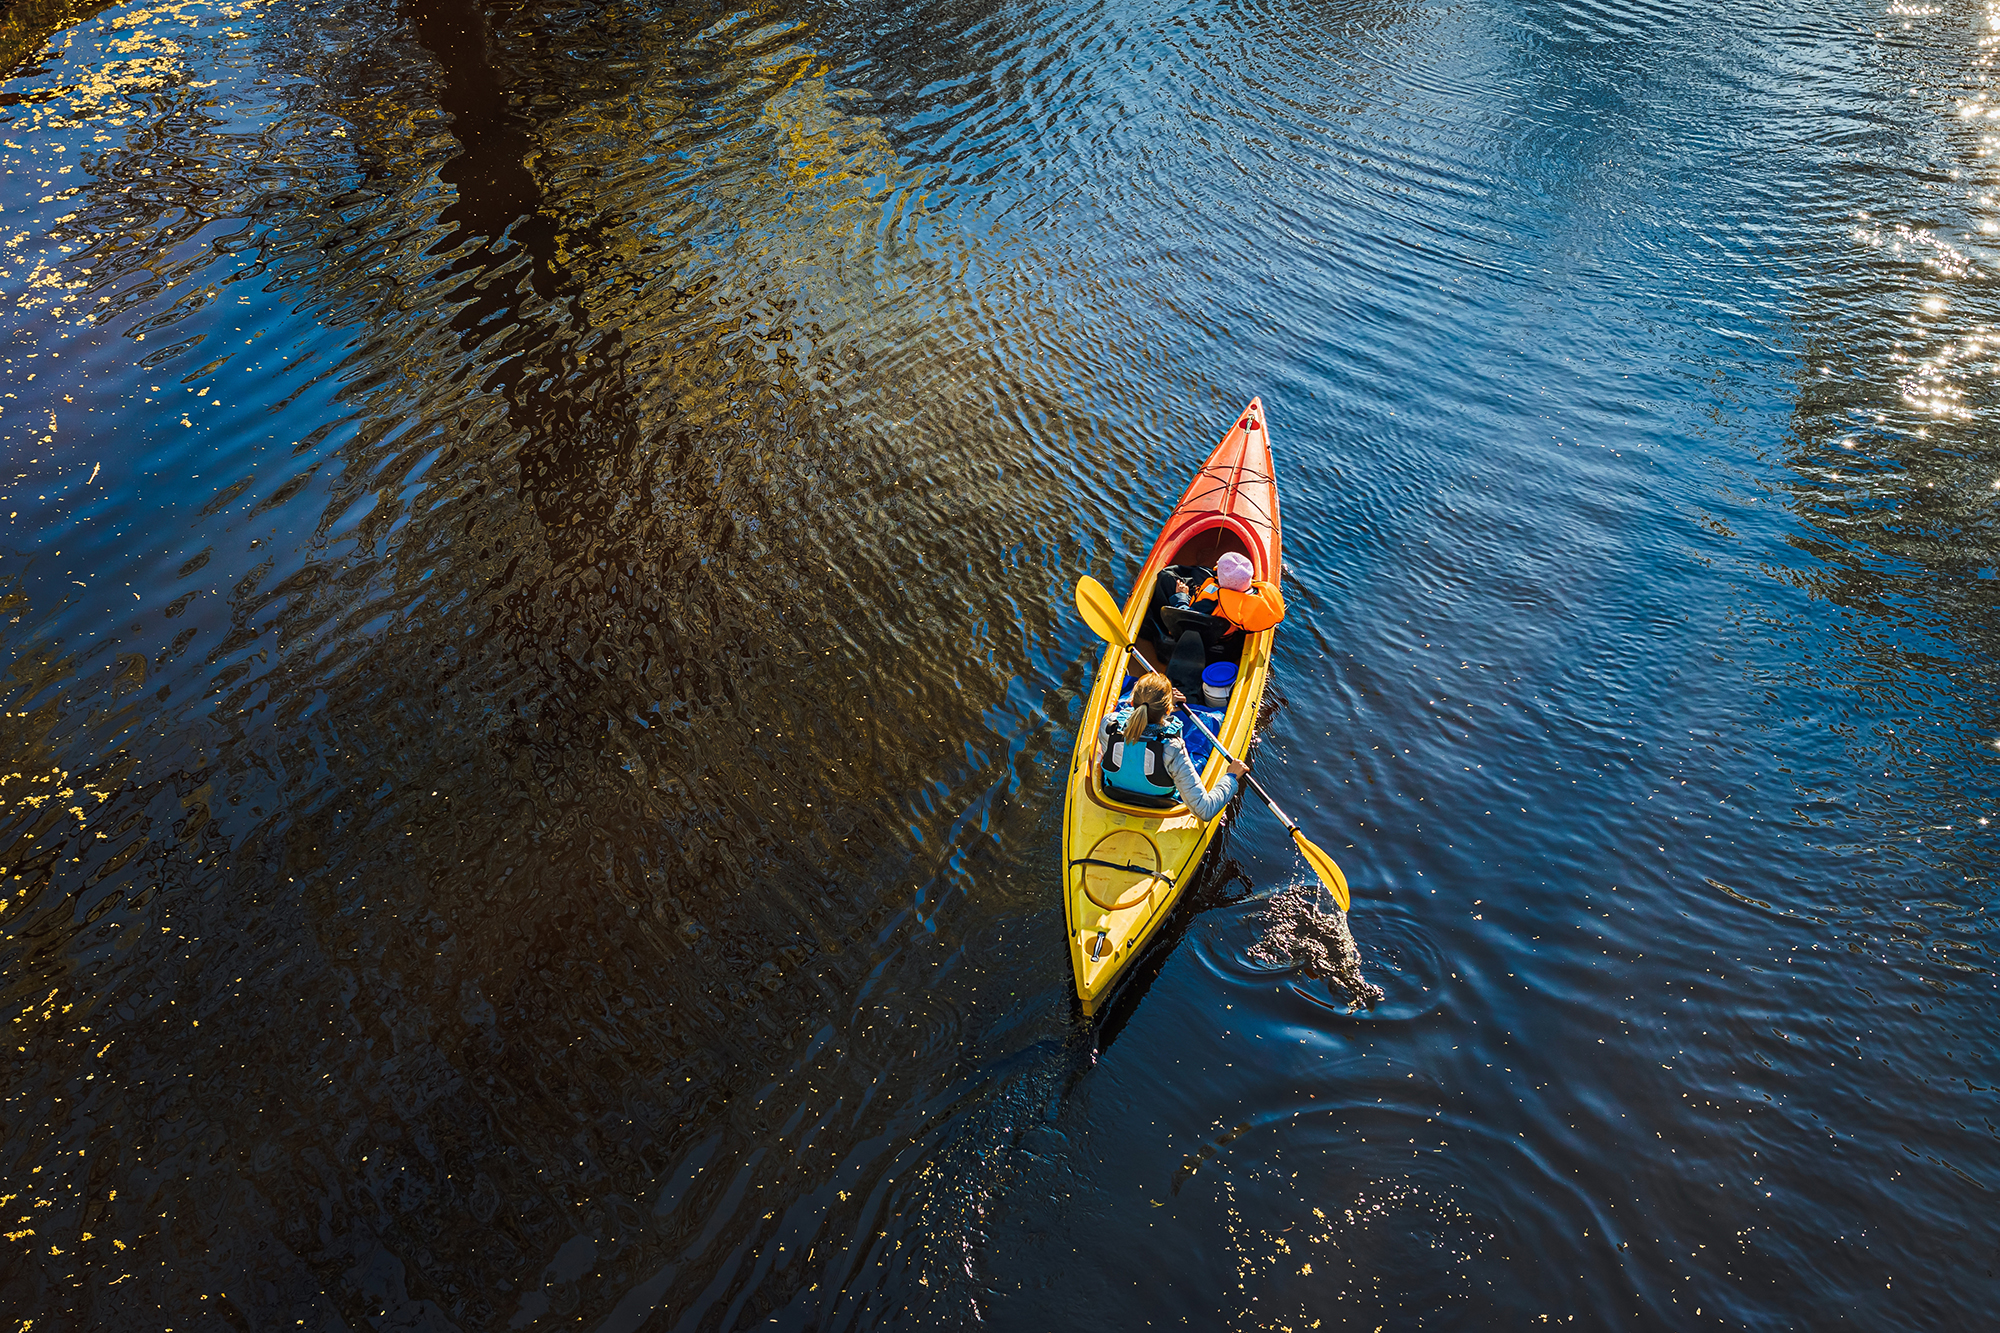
(1132, 520, 1262, 698)
(1088, 524, 1263, 819)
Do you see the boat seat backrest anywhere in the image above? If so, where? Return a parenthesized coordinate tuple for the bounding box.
(1099, 774, 1180, 810)
(1166, 628, 1208, 701)
(1160, 604, 1224, 649)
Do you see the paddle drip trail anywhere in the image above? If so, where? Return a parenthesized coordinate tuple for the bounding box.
(1248, 885, 1383, 1010)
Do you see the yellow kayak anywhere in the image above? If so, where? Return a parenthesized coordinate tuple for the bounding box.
(1062, 399, 1281, 1015)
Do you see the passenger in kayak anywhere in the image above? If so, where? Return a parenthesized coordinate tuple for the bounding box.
(1194, 551, 1286, 634)
(1101, 671, 1248, 818)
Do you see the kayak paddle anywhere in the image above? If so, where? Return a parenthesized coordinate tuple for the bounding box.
(1074, 575, 1351, 912)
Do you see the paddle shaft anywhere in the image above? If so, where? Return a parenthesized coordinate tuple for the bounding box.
(1115, 645, 1302, 834)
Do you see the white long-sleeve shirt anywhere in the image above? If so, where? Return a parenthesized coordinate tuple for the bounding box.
(1160, 728, 1236, 820)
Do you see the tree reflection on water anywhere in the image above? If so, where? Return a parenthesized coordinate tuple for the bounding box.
(1, 0, 1092, 1324)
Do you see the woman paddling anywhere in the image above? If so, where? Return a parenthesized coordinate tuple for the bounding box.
(1100, 671, 1249, 818)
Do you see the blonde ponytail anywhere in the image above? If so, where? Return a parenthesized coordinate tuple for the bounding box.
(1123, 672, 1173, 742)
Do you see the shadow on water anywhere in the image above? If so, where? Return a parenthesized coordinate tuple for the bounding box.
(1091, 844, 1255, 1059)
(0, 0, 1118, 1324)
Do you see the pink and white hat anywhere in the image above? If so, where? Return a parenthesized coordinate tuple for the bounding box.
(1216, 551, 1254, 591)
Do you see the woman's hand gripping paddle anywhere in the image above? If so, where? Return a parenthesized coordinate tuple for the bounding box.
(1074, 575, 1351, 912)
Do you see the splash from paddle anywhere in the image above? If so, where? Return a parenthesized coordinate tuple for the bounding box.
(1073, 575, 1351, 912)
(1247, 884, 1382, 1010)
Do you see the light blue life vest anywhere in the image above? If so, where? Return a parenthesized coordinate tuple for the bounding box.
(1102, 707, 1182, 801)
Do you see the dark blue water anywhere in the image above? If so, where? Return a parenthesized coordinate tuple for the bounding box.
(3, 0, 1997, 1325)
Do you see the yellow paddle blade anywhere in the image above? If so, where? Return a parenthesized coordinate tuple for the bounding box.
(1292, 829, 1351, 912)
(1074, 575, 1134, 650)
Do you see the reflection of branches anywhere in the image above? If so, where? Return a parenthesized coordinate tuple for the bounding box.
(1, 0, 125, 82)
(3, 0, 1054, 1323)
(0, 0, 1127, 1321)
(1786, 308, 2000, 602)
(1769, 162, 2000, 870)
